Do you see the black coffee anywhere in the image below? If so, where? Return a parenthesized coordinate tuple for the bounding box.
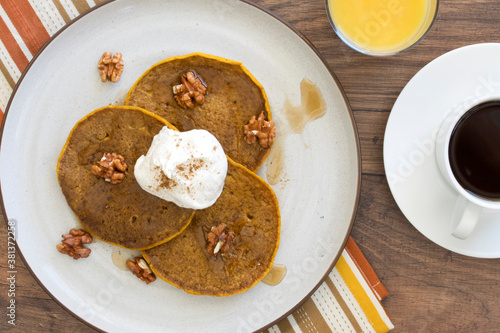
(449, 100, 500, 200)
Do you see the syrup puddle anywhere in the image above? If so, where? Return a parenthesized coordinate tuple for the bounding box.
(283, 78, 327, 133)
(261, 264, 287, 286)
(111, 246, 142, 271)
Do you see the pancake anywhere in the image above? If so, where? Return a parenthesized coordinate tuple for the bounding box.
(143, 158, 281, 296)
(57, 105, 195, 250)
(124, 53, 272, 172)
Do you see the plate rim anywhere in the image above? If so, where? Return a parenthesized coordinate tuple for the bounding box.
(0, 0, 361, 331)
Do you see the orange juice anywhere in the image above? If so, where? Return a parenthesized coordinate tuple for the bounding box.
(327, 0, 436, 55)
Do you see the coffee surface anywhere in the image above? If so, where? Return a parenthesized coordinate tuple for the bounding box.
(449, 101, 500, 200)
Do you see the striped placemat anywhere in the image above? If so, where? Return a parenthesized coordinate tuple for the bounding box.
(268, 237, 393, 333)
(0, 1, 394, 332)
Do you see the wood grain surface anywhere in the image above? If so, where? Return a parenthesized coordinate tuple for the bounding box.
(1, 0, 500, 332)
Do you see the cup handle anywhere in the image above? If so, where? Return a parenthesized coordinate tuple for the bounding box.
(451, 196, 483, 239)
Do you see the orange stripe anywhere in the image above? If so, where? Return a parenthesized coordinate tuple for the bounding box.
(0, 110, 4, 124)
(1, 0, 50, 55)
(0, 15, 29, 73)
(345, 237, 389, 300)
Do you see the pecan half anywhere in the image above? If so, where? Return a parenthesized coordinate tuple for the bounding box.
(206, 223, 235, 255)
(97, 52, 124, 83)
(126, 257, 156, 284)
(243, 111, 276, 149)
(56, 229, 93, 259)
(173, 71, 207, 109)
(91, 153, 127, 184)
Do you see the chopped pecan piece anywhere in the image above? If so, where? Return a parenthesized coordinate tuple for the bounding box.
(206, 223, 235, 255)
(56, 229, 93, 260)
(173, 71, 207, 109)
(97, 52, 124, 83)
(126, 257, 156, 284)
(91, 153, 127, 184)
(244, 111, 276, 149)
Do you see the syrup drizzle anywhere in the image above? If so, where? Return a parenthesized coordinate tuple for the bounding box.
(266, 133, 285, 185)
(266, 78, 326, 184)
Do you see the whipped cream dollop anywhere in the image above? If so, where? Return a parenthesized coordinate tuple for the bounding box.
(134, 127, 228, 209)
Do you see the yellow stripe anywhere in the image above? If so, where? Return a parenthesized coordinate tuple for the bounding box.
(336, 255, 390, 333)
(325, 276, 363, 332)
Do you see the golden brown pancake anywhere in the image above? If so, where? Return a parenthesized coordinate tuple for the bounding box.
(57, 105, 195, 250)
(143, 158, 281, 296)
(124, 53, 272, 172)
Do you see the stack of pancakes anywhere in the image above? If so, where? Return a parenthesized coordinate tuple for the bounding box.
(57, 53, 280, 296)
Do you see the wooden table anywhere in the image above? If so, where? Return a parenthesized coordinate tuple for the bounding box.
(1, 0, 500, 332)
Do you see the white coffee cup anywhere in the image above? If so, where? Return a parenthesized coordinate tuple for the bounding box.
(436, 95, 500, 239)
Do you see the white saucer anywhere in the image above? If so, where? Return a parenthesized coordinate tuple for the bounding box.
(384, 43, 500, 258)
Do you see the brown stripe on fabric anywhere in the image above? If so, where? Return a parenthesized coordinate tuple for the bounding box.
(0, 15, 29, 74)
(274, 317, 295, 333)
(0, 110, 4, 124)
(1, 0, 50, 55)
(94, 0, 109, 5)
(51, 0, 72, 24)
(292, 298, 331, 333)
(325, 276, 363, 333)
(0, 58, 15, 89)
(71, 0, 90, 14)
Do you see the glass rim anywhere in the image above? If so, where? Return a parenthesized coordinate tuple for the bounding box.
(325, 0, 440, 56)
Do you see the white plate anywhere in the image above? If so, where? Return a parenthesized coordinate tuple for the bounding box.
(384, 43, 500, 258)
(0, 0, 360, 331)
